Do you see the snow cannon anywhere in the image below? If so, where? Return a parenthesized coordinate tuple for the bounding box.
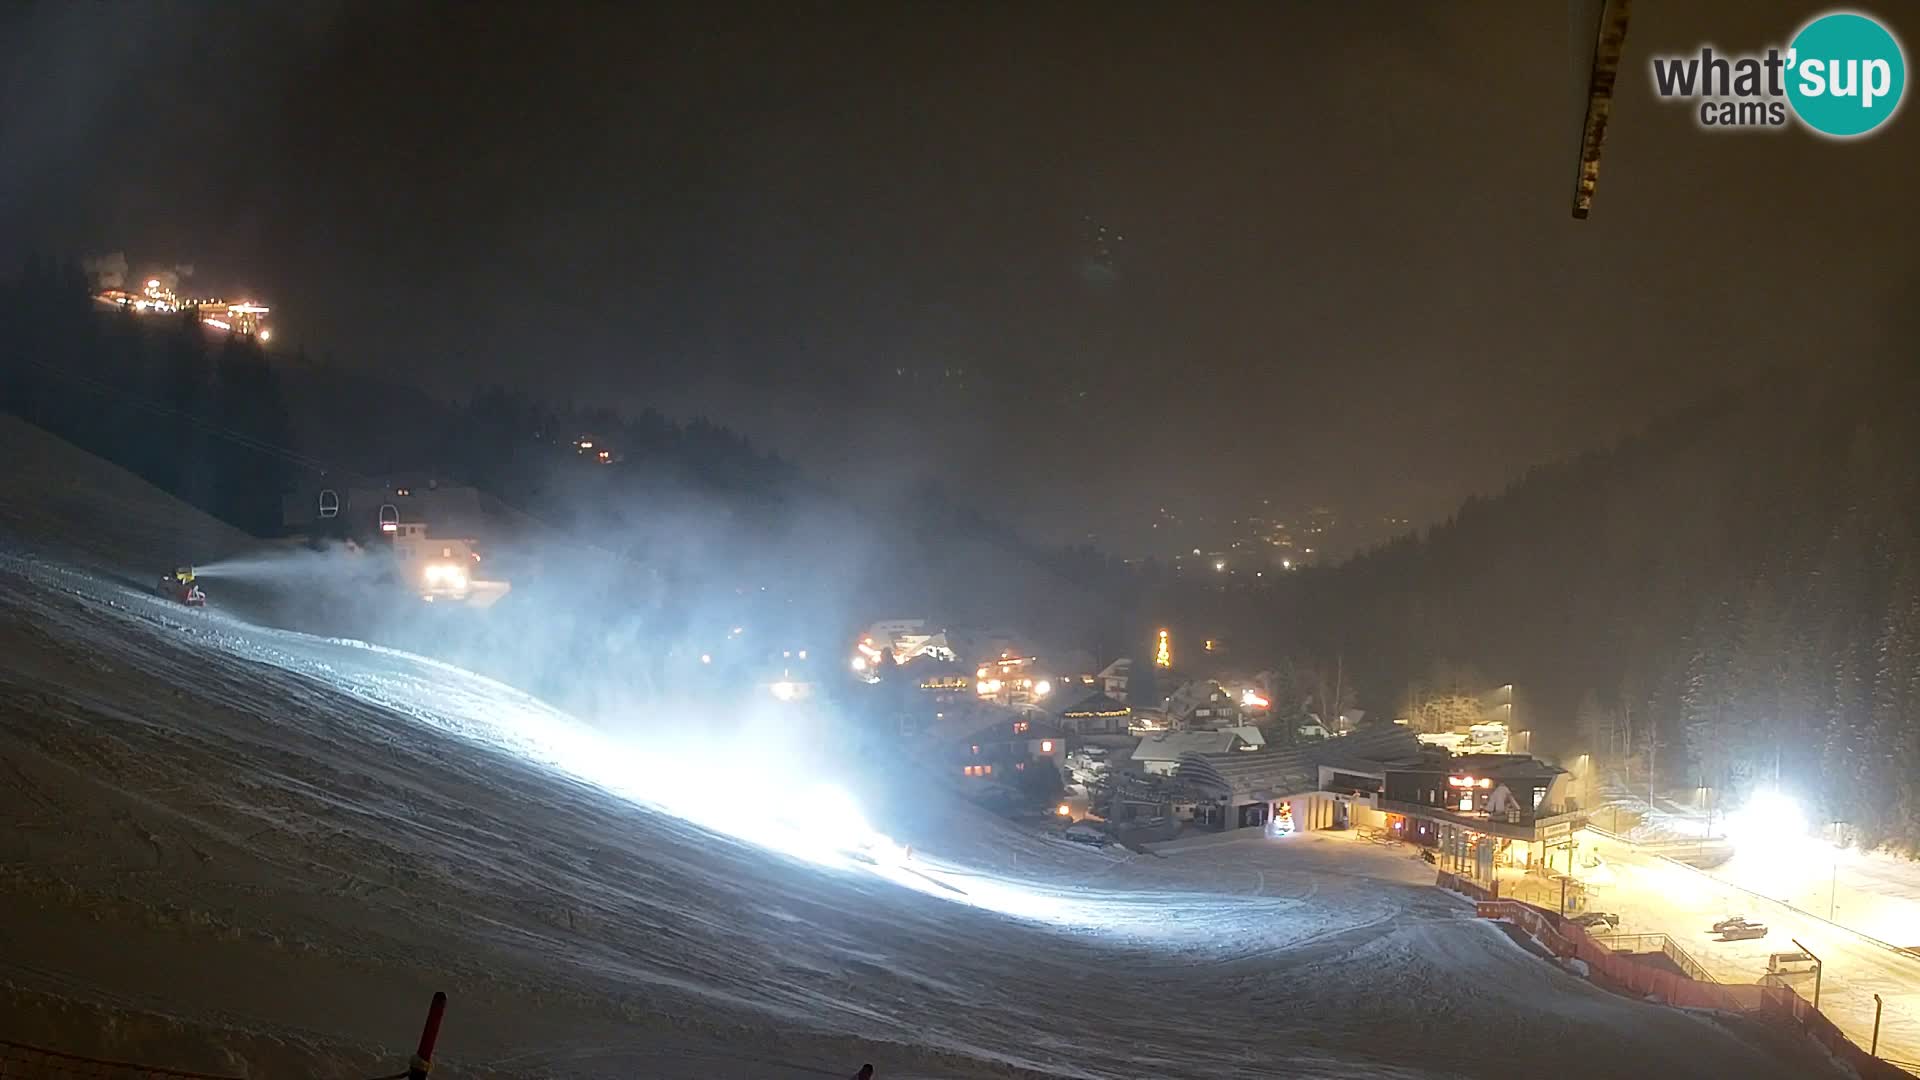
(156, 565, 207, 607)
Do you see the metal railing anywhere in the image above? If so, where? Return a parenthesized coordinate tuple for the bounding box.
(1588, 932, 1718, 985)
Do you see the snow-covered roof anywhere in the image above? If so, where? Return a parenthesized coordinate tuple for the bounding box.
(1164, 679, 1231, 716)
(1315, 726, 1428, 774)
(1130, 730, 1250, 762)
(1060, 691, 1131, 718)
(1416, 753, 1567, 781)
(1175, 747, 1318, 801)
(1175, 726, 1428, 801)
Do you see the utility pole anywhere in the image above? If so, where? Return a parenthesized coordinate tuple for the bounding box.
(1330, 652, 1344, 733)
(1647, 713, 1657, 813)
(1873, 994, 1883, 1057)
(1706, 776, 1716, 839)
(1621, 695, 1634, 787)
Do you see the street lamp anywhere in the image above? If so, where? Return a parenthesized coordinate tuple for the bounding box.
(1792, 938, 1823, 1010)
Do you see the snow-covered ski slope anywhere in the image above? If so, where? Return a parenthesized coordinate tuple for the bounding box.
(0, 417, 1846, 1078)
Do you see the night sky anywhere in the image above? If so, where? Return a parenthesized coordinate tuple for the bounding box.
(4, 1, 1914, 554)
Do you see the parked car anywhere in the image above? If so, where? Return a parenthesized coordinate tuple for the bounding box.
(1718, 922, 1769, 941)
(1710, 915, 1750, 933)
(1768, 950, 1818, 974)
(1063, 821, 1111, 847)
(1569, 912, 1620, 930)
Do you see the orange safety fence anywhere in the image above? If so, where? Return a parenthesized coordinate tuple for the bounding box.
(1475, 900, 1915, 1079)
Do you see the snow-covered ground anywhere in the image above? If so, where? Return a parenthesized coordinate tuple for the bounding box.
(1577, 830, 1920, 1072)
(1603, 779, 1920, 953)
(0, 418, 1852, 1077)
(1715, 839, 1920, 951)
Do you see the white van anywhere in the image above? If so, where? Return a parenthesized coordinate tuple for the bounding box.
(1768, 951, 1817, 975)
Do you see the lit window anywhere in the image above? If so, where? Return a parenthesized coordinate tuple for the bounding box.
(983, 764, 992, 775)
(1016, 762, 1026, 771)
(1013, 721, 1029, 734)
(971, 745, 980, 755)
(1041, 740, 1054, 752)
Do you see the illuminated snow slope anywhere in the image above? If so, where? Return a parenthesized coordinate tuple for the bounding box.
(0, 423, 1847, 1079)
(0, 573, 1836, 1078)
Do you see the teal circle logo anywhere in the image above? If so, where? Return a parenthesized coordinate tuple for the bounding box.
(1787, 12, 1906, 137)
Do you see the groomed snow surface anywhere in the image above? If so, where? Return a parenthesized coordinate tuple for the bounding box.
(0, 419, 1849, 1078)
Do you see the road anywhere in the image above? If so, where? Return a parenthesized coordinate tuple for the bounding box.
(1581, 827, 1920, 1072)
